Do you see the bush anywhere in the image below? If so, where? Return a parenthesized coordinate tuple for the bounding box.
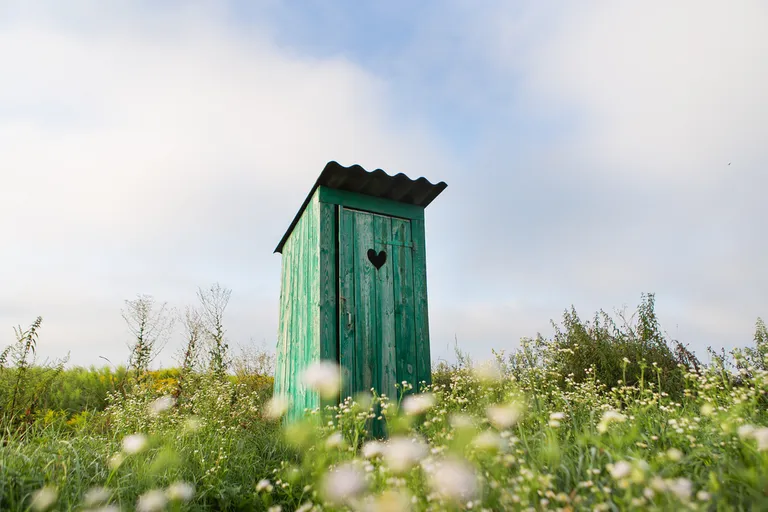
(0, 318, 67, 426)
(544, 293, 698, 397)
(434, 294, 701, 400)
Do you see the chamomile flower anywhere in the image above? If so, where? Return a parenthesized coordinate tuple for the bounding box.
(427, 457, 480, 503)
(256, 479, 274, 493)
(30, 486, 58, 511)
(136, 489, 168, 512)
(607, 461, 632, 480)
(302, 361, 341, 400)
(121, 433, 148, 455)
(148, 395, 175, 416)
(362, 440, 386, 459)
(486, 402, 523, 430)
(82, 487, 111, 507)
(751, 427, 768, 451)
(383, 436, 428, 474)
(321, 462, 368, 505)
(265, 395, 291, 419)
(597, 410, 626, 433)
(166, 481, 195, 502)
(401, 393, 436, 415)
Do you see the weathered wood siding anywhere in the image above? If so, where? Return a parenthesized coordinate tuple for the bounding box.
(275, 185, 432, 425)
(411, 218, 432, 390)
(274, 191, 328, 421)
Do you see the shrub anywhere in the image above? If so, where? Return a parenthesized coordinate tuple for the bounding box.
(0, 317, 68, 427)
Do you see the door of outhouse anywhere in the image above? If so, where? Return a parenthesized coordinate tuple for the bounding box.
(338, 207, 418, 404)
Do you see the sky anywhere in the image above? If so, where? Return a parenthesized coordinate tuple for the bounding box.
(1, 0, 767, 369)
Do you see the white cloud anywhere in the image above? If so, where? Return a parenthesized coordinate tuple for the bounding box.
(1, 1, 765, 369)
(521, 1, 768, 181)
(0, 2, 452, 365)
(418, 0, 768, 359)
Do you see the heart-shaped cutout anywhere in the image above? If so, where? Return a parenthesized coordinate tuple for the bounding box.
(367, 249, 387, 270)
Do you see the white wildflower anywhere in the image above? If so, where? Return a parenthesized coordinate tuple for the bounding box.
(666, 448, 683, 461)
(256, 479, 274, 493)
(597, 410, 626, 433)
(401, 393, 436, 416)
(148, 395, 175, 416)
(427, 457, 479, 503)
(667, 478, 692, 501)
(697, 490, 711, 501)
(108, 452, 125, 469)
(268, 506, 282, 512)
(607, 461, 632, 480)
(302, 361, 341, 400)
(30, 486, 58, 511)
(486, 402, 523, 430)
(650, 476, 667, 492)
(295, 502, 314, 512)
(165, 481, 195, 502)
(136, 489, 168, 512)
(265, 395, 291, 419)
(365, 489, 412, 512)
(752, 427, 768, 451)
(122, 433, 149, 455)
(737, 424, 755, 439)
(473, 360, 503, 382)
(472, 430, 505, 452)
(449, 413, 474, 429)
(362, 440, 386, 459)
(700, 403, 715, 416)
(326, 432, 345, 449)
(83, 486, 111, 507)
(183, 416, 203, 433)
(321, 462, 368, 505)
(383, 436, 429, 474)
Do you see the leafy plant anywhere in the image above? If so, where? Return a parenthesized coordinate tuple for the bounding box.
(0, 317, 68, 429)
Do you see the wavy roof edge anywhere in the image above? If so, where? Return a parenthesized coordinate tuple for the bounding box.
(274, 161, 447, 253)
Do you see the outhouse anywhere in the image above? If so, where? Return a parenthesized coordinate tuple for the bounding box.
(273, 161, 446, 421)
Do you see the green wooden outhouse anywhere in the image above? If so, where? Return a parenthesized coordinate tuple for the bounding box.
(273, 161, 447, 421)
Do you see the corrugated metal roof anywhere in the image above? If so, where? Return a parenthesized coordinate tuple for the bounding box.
(274, 161, 447, 253)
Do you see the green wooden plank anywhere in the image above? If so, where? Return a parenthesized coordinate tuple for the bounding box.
(339, 207, 357, 401)
(285, 233, 297, 420)
(282, 237, 294, 404)
(411, 218, 432, 391)
(274, 236, 289, 399)
(293, 225, 304, 419)
(318, 202, 337, 364)
(354, 211, 376, 395)
(375, 215, 397, 403)
(318, 186, 424, 221)
(303, 199, 315, 413)
(286, 234, 296, 417)
(392, 218, 417, 396)
(311, 197, 320, 411)
(274, 192, 327, 422)
(292, 211, 311, 413)
(310, 197, 321, 412)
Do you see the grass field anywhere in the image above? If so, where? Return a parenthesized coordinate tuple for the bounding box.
(2, 297, 767, 511)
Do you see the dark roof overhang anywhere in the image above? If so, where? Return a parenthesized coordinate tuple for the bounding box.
(274, 161, 447, 253)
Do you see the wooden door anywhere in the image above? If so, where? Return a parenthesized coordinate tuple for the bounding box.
(338, 207, 418, 410)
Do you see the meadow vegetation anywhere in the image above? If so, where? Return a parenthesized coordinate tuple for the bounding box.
(1, 292, 767, 511)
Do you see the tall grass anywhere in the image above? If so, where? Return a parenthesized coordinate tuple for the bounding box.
(1, 296, 767, 510)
